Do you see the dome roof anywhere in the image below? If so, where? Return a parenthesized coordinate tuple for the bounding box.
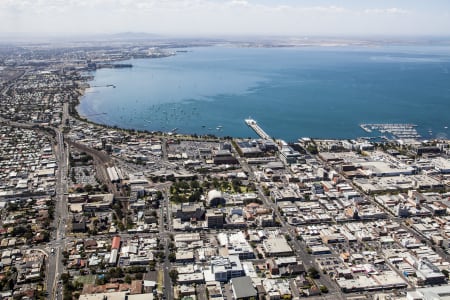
(207, 189, 223, 201)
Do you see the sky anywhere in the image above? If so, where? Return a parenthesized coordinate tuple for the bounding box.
(1, 0, 450, 37)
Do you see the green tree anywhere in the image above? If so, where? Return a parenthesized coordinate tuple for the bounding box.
(212, 178, 220, 189)
(306, 144, 318, 154)
(60, 273, 70, 284)
(124, 275, 132, 284)
(84, 184, 93, 193)
(319, 285, 329, 293)
(308, 267, 320, 279)
(190, 180, 200, 190)
(169, 270, 178, 283)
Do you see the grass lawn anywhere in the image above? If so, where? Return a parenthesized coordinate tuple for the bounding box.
(75, 274, 96, 285)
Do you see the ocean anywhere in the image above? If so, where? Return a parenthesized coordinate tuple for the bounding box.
(78, 45, 450, 141)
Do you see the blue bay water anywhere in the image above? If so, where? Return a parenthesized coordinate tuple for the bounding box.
(78, 46, 450, 141)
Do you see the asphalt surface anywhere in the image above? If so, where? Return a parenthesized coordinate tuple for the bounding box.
(47, 104, 70, 300)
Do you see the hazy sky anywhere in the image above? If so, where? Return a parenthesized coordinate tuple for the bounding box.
(1, 0, 450, 36)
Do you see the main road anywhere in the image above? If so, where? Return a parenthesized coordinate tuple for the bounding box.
(46, 103, 70, 300)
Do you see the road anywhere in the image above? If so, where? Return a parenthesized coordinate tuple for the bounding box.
(159, 187, 174, 300)
(47, 103, 70, 300)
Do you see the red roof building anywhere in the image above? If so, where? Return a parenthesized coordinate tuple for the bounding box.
(111, 236, 121, 250)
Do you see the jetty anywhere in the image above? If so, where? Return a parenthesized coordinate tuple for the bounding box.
(245, 118, 271, 140)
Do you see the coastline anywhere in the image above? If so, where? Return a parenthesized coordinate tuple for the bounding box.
(73, 78, 226, 140)
(74, 45, 450, 141)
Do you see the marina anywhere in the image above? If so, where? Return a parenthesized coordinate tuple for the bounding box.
(359, 123, 421, 139)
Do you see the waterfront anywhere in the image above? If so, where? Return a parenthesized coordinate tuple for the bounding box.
(79, 45, 450, 141)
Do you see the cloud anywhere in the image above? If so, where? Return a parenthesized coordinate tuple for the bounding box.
(228, 0, 249, 6)
(364, 8, 410, 15)
(302, 6, 348, 13)
(0, 0, 448, 36)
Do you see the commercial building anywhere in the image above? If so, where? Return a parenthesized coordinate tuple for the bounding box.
(207, 256, 245, 282)
(206, 210, 224, 229)
(230, 276, 258, 300)
(263, 237, 294, 257)
(217, 232, 255, 259)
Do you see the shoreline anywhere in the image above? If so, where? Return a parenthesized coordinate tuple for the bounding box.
(72, 46, 450, 142)
(72, 83, 440, 143)
(72, 81, 228, 141)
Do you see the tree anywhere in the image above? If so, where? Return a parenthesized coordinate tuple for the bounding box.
(60, 273, 70, 284)
(212, 178, 220, 189)
(232, 179, 241, 192)
(190, 180, 200, 190)
(84, 184, 93, 193)
(308, 267, 320, 279)
(306, 144, 318, 155)
(124, 275, 132, 284)
(178, 181, 190, 191)
(168, 252, 176, 262)
(149, 261, 156, 271)
(169, 270, 178, 283)
(188, 190, 202, 202)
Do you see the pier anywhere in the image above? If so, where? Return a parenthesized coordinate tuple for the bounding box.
(245, 118, 272, 140)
